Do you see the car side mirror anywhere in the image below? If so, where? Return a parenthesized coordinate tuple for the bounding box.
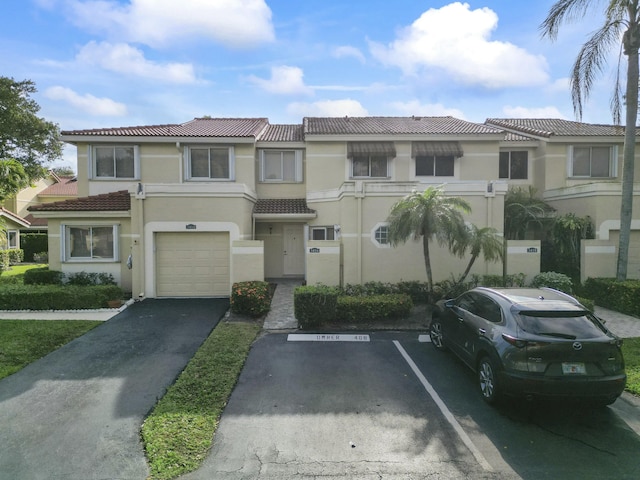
(444, 299, 455, 309)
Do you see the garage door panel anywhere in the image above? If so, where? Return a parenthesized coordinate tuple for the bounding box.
(156, 232, 230, 297)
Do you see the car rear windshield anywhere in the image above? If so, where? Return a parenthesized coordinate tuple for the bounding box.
(515, 311, 607, 339)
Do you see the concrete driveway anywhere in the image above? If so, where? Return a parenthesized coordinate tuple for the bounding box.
(0, 298, 228, 480)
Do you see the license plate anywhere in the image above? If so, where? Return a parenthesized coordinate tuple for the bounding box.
(562, 362, 586, 375)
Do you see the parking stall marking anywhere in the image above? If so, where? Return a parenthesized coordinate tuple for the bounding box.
(287, 333, 370, 342)
(393, 340, 493, 472)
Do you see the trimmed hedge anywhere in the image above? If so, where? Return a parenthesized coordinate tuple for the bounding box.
(0, 284, 124, 310)
(336, 294, 413, 323)
(582, 278, 640, 317)
(0, 249, 24, 268)
(531, 271, 573, 293)
(20, 233, 48, 262)
(230, 281, 271, 317)
(24, 267, 64, 285)
(294, 285, 340, 329)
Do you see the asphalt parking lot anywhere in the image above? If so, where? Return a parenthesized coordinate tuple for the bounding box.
(182, 331, 640, 480)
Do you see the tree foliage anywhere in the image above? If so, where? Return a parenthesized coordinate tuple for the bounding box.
(504, 186, 555, 240)
(0, 77, 62, 181)
(0, 159, 30, 201)
(386, 185, 471, 291)
(451, 224, 504, 285)
(540, 0, 639, 280)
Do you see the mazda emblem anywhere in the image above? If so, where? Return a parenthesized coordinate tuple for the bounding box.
(572, 342, 583, 351)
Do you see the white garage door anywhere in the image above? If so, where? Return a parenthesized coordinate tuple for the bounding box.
(156, 232, 230, 297)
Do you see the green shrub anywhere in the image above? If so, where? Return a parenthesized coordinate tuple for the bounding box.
(575, 296, 594, 312)
(0, 284, 124, 310)
(336, 294, 413, 323)
(20, 233, 48, 262)
(230, 281, 271, 317)
(33, 251, 48, 263)
(481, 274, 505, 287)
(66, 271, 116, 286)
(294, 285, 340, 329)
(23, 267, 64, 285)
(0, 250, 23, 268)
(395, 281, 430, 304)
(530, 271, 573, 293)
(582, 278, 640, 317)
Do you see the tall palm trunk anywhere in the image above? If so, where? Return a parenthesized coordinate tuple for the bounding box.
(618, 21, 640, 280)
(422, 235, 434, 291)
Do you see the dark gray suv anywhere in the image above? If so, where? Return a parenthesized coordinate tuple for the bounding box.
(430, 287, 626, 406)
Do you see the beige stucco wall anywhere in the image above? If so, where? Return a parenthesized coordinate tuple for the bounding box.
(231, 240, 264, 284)
(581, 239, 617, 283)
(505, 240, 541, 284)
(306, 240, 341, 286)
(4, 177, 55, 218)
(255, 222, 284, 278)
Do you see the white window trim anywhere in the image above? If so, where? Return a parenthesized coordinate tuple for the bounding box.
(7, 230, 18, 249)
(259, 150, 303, 182)
(499, 151, 529, 180)
(88, 145, 140, 180)
(184, 145, 235, 181)
(567, 145, 618, 178)
(310, 226, 335, 241)
(61, 224, 120, 263)
(371, 222, 391, 248)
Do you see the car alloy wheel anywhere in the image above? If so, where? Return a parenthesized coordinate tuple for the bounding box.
(429, 319, 447, 351)
(478, 356, 500, 404)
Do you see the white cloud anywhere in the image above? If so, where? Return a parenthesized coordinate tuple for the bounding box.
(502, 105, 566, 118)
(389, 100, 466, 119)
(369, 2, 549, 89)
(247, 66, 313, 95)
(333, 46, 366, 64)
(548, 77, 570, 94)
(45, 86, 128, 116)
(76, 41, 197, 84)
(66, 0, 274, 48)
(287, 99, 369, 117)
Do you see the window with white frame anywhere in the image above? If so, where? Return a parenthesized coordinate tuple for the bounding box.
(186, 146, 234, 180)
(499, 151, 528, 179)
(310, 226, 335, 240)
(372, 224, 390, 247)
(92, 146, 138, 179)
(352, 155, 388, 178)
(7, 230, 17, 249)
(64, 225, 118, 261)
(260, 150, 303, 182)
(415, 155, 454, 176)
(570, 146, 615, 178)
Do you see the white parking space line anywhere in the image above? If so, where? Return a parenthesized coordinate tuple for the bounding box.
(418, 334, 431, 343)
(393, 340, 493, 472)
(287, 334, 370, 342)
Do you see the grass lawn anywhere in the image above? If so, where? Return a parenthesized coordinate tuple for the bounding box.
(141, 321, 261, 480)
(622, 337, 640, 397)
(1, 264, 47, 277)
(0, 320, 102, 380)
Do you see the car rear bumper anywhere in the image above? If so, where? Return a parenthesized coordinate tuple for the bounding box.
(499, 371, 627, 400)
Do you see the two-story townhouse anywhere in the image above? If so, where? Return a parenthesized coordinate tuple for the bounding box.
(487, 118, 640, 280)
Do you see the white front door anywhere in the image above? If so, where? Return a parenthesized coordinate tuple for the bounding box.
(283, 224, 304, 276)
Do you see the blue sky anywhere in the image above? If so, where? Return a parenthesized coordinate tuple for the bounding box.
(2, 1, 620, 170)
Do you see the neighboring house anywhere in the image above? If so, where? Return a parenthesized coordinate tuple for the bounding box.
(28, 116, 639, 298)
(0, 207, 30, 250)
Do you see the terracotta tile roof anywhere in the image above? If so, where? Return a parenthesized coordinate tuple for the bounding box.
(257, 124, 304, 142)
(253, 198, 316, 215)
(39, 176, 78, 197)
(28, 190, 130, 212)
(304, 116, 503, 136)
(486, 118, 633, 138)
(0, 207, 30, 227)
(62, 118, 270, 138)
(503, 131, 536, 142)
(23, 214, 48, 227)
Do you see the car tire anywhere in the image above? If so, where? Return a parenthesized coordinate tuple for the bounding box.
(478, 356, 501, 405)
(429, 318, 447, 351)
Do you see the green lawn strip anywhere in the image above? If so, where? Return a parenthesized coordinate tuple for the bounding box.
(142, 322, 261, 480)
(0, 320, 102, 380)
(622, 337, 640, 397)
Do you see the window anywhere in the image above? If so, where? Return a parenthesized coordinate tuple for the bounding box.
(7, 230, 17, 249)
(260, 150, 303, 182)
(415, 155, 454, 176)
(310, 226, 335, 240)
(373, 225, 389, 246)
(64, 225, 118, 261)
(352, 156, 388, 178)
(187, 146, 234, 180)
(93, 146, 137, 179)
(571, 146, 614, 178)
(499, 151, 528, 179)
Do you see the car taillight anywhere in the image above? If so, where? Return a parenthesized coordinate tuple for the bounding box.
(502, 333, 527, 348)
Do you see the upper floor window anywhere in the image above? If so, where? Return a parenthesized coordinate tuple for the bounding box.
(310, 226, 335, 240)
(348, 141, 395, 179)
(92, 146, 138, 179)
(416, 155, 454, 176)
(352, 155, 388, 178)
(570, 146, 616, 178)
(499, 151, 528, 179)
(64, 225, 118, 261)
(186, 146, 234, 180)
(260, 150, 303, 182)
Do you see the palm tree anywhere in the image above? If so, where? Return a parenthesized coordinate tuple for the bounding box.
(540, 0, 640, 280)
(0, 158, 30, 201)
(387, 185, 471, 291)
(452, 224, 504, 285)
(504, 186, 555, 240)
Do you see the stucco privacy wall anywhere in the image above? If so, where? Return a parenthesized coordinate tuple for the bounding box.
(306, 240, 341, 286)
(231, 240, 264, 284)
(505, 240, 541, 284)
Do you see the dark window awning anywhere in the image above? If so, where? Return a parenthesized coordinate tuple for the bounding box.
(347, 142, 396, 157)
(412, 141, 463, 157)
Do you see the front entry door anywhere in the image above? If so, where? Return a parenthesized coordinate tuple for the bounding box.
(283, 224, 304, 276)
